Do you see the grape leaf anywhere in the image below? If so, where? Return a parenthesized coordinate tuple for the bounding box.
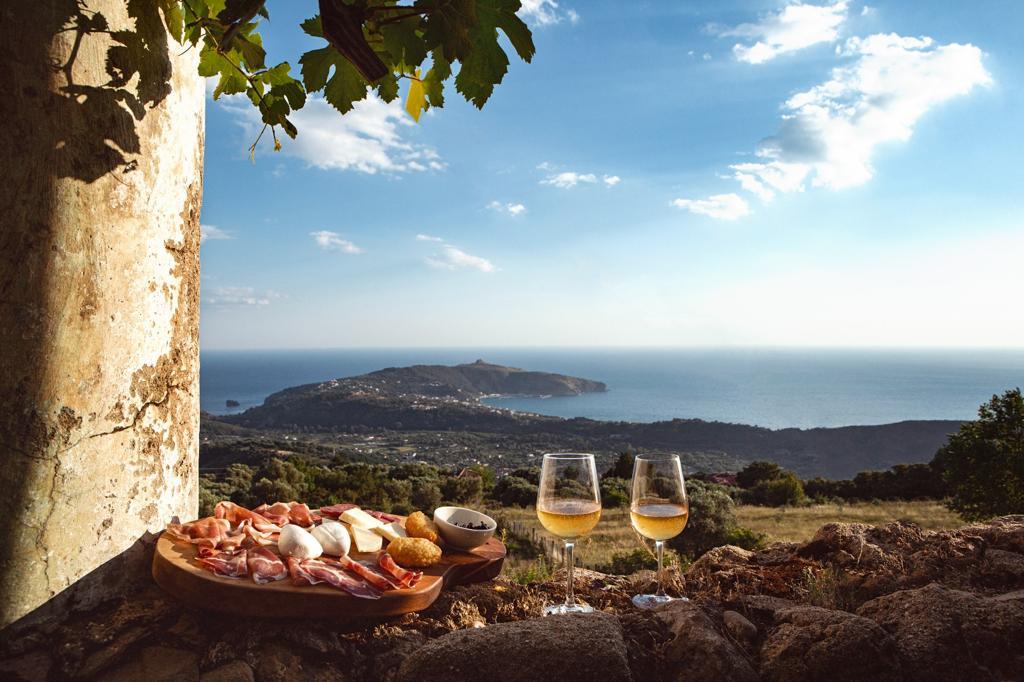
(300, 46, 336, 92)
(418, 0, 476, 62)
(380, 17, 428, 69)
(323, 59, 369, 114)
(376, 72, 400, 102)
(422, 50, 451, 107)
(405, 71, 427, 121)
(300, 15, 323, 38)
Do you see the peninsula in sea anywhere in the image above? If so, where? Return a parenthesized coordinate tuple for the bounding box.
(202, 360, 962, 479)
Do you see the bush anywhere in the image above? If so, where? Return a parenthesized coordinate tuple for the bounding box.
(600, 477, 630, 508)
(736, 460, 783, 488)
(595, 548, 658, 575)
(746, 472, 806, 507)
(408, 476, 442, 512)
(932, 388, 1024, 520)
(667, 479, 737, 559)
(492, 475, 538, 507)
(603, 451, 635, 480)
(723, 525, 768, 551)
(441, 475, 484, 505)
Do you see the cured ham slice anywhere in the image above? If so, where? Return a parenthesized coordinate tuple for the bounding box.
(196, 548, 248, 579)
(319, 503, 358, 519)
(214, 501, 280, 533)
(378, 553, 422, 588)
(333, 556, 396, 591)
(165, 517, 231, 548)
(366, 510, 401, 524)
(255, 501, 315, 527)
(247, 547, 288, 584)
(288, 557, 381, 600)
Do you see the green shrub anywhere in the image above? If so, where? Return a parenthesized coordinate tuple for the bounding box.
(746, 472, 806, 506)
(736, 460, 783, 488)
(492, 475, 538, 507)
(595, 548, 658, 575)
(600, 477, 630, 508)
(441, 475, 484, 505)
(723, 525, 768, 551)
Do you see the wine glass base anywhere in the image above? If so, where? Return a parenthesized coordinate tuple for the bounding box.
(543, 603, 595, 616)
(632, 593, 687, 609)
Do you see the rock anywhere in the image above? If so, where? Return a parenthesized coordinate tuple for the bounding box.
(201, 660, 254, 682)
(722, 610, 758, 647)
(396, 612, 631, 682)
(655, 601, 758, 682)
(104, 646, 200, 682)
(759, 606, 901, 681)
(857, 583, 1024, 681)
(253, 643, 346, 682)
(0, 649, 53, 682)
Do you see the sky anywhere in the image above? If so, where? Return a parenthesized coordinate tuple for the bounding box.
(199, 0, 1024, 350)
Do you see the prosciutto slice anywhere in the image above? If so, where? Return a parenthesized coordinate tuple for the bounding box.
(247, 547, 288, 584)
(332, 556, 397, 591)
(196, 548, 248, 579)
(287, 557, 381, 600)
(254, 501, 315, 527)
(214, 501, 280, 533)
(366, 510, 401, 523)
(319, 503, 358, 519)
(165, 517, 231, 548)
(378, 553, 422, 588)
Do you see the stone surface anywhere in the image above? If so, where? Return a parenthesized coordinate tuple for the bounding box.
(0, 0, 204, 628)
(722, 609, 758, 647)
(655, 601, 758, 682)
(104, 646, 200, 682)
(857, 583, 1024, 681)
(759, 606, 902, 682)
(200, 660, 255, 682)
(396, 612, 632, 682)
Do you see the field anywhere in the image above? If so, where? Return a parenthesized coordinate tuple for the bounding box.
(736, 501, 964, 543)
(491, 501, 965, 576)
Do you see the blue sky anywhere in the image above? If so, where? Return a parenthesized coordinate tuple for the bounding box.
(199, 0, 1024, 349)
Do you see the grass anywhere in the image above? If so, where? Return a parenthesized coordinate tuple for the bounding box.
(736, 500, 964, 544)
(492, 500, 965, 578)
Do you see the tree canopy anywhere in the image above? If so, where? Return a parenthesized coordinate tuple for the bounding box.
(932, 388, 1024, 521)
(161, 0, 535, 152)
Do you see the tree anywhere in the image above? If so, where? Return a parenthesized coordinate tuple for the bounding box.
(603, 451, 636, 480)
(600, 477, 630, 508)
(0, 0, 535, 627)
(666, 480, 763, 559)
(492, 475, 538, 507)
(932, 388, 1024, 521)
(736, 460, 783, 488)
(746, 472, 806, 507)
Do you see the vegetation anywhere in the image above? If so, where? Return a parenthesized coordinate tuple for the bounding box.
(667, 480, 767, 558)
(932, 388, 1024, 520)
(736, 501, 963, 543)
(166, 0, 535, 153)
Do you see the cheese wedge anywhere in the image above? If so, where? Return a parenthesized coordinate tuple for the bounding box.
(348, 524, 383, 553)
(372, 521, 408, 543)
(340, 508, 384, 530)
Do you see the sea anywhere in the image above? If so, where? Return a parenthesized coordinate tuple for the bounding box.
(199, 348, 1024, 430)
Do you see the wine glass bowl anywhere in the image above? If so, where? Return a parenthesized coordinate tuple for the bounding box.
(630, 454, 688, 609)
(536, 453, 602, 616)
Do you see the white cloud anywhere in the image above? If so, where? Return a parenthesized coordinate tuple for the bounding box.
(488, 201, 527, 216)
(518, 0, 579, 26)
(204, 286, 281, 306)
(542, 171, 597, 188)
(716, 1, 849, 64)
(200, 224, 232, 244)
(310, 230, 363, 254)
(221, 93, 444, 175)
(425, 245, 496, 273)
(671, 194, 751, 220)
(702, 53, 712, 61)
(734, 33, 991, 195)
(603, 175, 621, 187)
(416, 233, 443, 242)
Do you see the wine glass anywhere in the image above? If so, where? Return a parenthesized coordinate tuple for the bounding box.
(630, 453, 689, 608)
(536, 453, 602, 616)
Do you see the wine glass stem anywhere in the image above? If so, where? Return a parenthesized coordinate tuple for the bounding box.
(564, 541, 576, 608)
(655, 540, 666, 597)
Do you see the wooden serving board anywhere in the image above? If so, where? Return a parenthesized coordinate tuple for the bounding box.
(152, 526, 505, 620)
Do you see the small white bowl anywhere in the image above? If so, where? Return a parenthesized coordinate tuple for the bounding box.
(433, 507, 496, 550)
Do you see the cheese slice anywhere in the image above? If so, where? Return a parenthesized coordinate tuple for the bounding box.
(348, 524, 383, 553)
(340, 508, 384, 530)
(372, 521, 408, 543)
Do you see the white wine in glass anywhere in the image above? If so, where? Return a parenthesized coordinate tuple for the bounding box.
(536, 453, 602, 616)
(631, 454, 689, 608)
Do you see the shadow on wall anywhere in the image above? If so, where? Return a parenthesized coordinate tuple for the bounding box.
(0, 0, 174, 628)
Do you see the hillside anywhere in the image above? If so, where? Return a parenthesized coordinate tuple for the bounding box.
(217, 361, 960, 478)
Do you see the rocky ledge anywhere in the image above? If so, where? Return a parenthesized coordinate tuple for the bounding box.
(2, 516, 1022, 681)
